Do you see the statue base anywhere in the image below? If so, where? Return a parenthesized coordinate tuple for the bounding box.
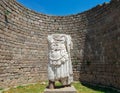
(44, 86, 77, 93)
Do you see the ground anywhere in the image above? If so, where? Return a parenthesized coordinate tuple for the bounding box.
(0, 81, 118, 93)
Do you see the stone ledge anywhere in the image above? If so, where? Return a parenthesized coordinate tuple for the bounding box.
(44, 86, 77, 93)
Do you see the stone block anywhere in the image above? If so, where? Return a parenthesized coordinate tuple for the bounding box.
(44, 86, 77, 93)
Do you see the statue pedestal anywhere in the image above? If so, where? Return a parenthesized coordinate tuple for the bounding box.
(44, 86, 77, 93)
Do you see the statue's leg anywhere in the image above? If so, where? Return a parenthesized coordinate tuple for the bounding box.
(59, 79, 62, 84)
(49, 80, 55, 89)
(60, 78, 71, 87)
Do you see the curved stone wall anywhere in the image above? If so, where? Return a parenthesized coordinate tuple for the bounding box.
(80, 0, 120, 89)
(0, 0, 87, 88)
(0, 0, 120, 89)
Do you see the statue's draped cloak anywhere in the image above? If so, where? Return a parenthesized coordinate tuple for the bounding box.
(47, 34, 73, 85)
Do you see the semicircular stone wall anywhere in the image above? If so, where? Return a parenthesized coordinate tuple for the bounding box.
(0, 0, 120, 89)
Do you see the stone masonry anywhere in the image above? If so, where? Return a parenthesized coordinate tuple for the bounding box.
(0, 0, 120, 89)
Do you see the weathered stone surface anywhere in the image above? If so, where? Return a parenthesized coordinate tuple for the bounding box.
(44, 86, 77, 93)
(47, 34, 73, 88)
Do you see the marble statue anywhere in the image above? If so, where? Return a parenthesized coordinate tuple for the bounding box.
(47, 34, 73, 89)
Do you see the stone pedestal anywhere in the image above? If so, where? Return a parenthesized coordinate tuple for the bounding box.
(44, 86, 77, 93)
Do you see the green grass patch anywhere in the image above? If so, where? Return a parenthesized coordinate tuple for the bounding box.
(0, 88, 3, 90)
(72, 82, 118, 93)
(2, 82, 119, 93)
(0, 88, 3, 91)
(2, 83, 47, 93)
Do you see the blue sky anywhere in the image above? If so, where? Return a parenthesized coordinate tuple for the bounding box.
(17, 0, 110, 16)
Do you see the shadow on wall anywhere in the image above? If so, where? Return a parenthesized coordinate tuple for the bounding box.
(80, 0, 120, 90)
(80, 82, 119, 93)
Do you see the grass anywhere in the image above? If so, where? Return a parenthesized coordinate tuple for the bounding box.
(2, 82, 119, 93)
(2, 83, 46, 93)
(0, 88, 3, 90)
(73, 82, 118, 93)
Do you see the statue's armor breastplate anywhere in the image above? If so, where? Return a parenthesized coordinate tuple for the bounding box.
(50, 50, 61, 61)
(49, 42, 68, 66)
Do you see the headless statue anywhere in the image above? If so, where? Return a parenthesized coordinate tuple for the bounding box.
(47, 34, 73, 89)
